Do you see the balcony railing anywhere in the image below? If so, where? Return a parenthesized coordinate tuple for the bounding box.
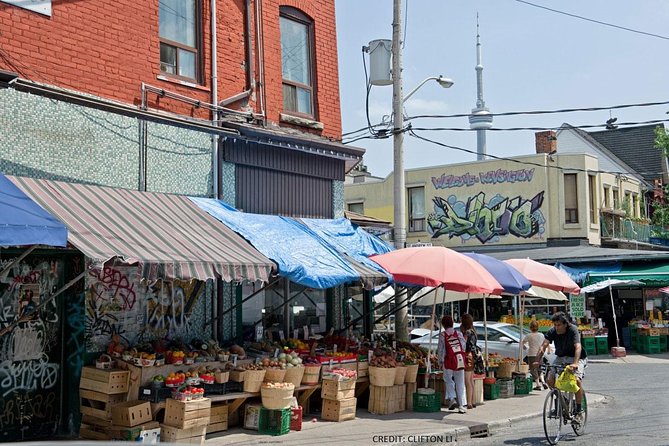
(600, 212, 669, 246)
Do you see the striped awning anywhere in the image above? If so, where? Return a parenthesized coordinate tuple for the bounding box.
(9, 176, 274, 283)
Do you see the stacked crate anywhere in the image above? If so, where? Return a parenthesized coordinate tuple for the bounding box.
(207, 404, 228, 434)
(368, 384, 406, 415)
(161, 398, 211, 444)
(109, 400, 157, 442)
(405, 382, 417, 411)
(321, 378, 357, 422)
(79, 366, 130, 440)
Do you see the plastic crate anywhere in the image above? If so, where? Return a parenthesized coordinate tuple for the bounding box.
(290, 406, 302, 431)
(514, 376, 533, 395)
(596, 337, 609, 355)
(484, 382, 500, 400)
(202, 382, 227, 396)
(412, 391, 442, 413)
(498, 379, 515, 398)
(258, 407, 290, 436)
(659, 335, 667, 352)
(138, 385, 172, 403)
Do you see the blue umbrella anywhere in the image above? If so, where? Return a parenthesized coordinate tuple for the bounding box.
(463, 252, 531, 295)
(463, 252, 532, 363)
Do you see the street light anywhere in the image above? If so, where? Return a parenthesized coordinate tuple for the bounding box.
(402, 76, 454, 104)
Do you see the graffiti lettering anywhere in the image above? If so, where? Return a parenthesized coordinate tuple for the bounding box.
(427, 191, 545, 243)
(89, 266, 137, 310)
(0, 391, 56, 431)
(479, 168, 535, 185)
(12, 325, 44, 362)
(0, 354, 59, 397)
(432, 172, 479, 189)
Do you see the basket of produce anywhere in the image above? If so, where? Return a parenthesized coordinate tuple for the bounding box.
(171, 384, 204, 401)
(243, 366, 266, 392)
(394, 365, 407, 385)
(95, 354, 115, 370)
(283, 365, 305, 387)
(404, 363, 419, 383)
(369, 353, 397, 387)
(260, 382, 295, 410)
(301, 361, 322, 385)
(496, 360, 515, 378)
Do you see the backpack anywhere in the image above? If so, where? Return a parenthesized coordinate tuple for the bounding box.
(443, 331, 466, 370)
(473, 344, 485, 374)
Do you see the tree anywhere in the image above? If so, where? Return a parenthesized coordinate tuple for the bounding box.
(652, 125, 669, 228)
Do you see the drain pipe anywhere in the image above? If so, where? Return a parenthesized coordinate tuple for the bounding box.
(245, 0, 256, 102)
(255, 0, 266, 119)
(211, 0, 220, 199)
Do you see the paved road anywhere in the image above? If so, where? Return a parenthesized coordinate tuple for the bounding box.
(459, 359, 669, 446)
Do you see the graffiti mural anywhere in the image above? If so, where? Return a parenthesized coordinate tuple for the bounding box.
(85, 264, 208, 352)
(427, 191, 546, 244)
(0, 256, 62, 441)
(432, 168, 536, 189)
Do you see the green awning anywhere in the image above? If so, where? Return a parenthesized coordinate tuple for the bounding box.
(585, 263, 669, 287)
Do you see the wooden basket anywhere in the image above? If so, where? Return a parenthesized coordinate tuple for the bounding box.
(369, 366, 396, 387)
(517, 363, 529, 374)
(404, 364, 419, 383)
(214, 371, 229, 384)
(301, 364, 321, 385)
(394, 366, 407, 385)
(497, 362, 514, 379)
(263, 368, 286, 383)
(96, 354, 115, 370)
(284, 366, 305, 387)
(260, 384, 295, 410)
(243, 369, 266, 392)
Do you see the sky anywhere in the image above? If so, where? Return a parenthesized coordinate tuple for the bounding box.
(335, 0, 669, 178)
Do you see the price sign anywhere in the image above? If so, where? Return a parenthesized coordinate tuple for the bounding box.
(255, 325, 263, 342)
(570, 294, 585, 318)
(333, 344, 338, 353)
(279, 330, 285, 341)
(273, 348, 279, 358)
(293, 329, 299, 339)
(303, 325, 309, 340)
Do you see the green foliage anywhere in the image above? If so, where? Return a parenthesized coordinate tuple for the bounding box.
(652, 126, 669, 230)
(656, 125, 669, 157)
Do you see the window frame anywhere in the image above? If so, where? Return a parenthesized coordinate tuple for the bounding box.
(564, 173, 579, 224)
(588, 174, 598, 224)
(408, 186, 426, 233)
(158, 0, 203, 84)
(347, 202, 364, 214)
(279, 7, 316, 119)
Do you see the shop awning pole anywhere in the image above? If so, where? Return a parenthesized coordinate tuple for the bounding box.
(609, 285, 621, 348)
(218, 277, 282, 319)
(0, 245, 37, 278)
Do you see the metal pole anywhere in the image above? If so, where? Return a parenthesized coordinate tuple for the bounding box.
(392, 0, 408, 342)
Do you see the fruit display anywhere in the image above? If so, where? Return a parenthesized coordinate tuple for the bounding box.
(151, 374, 165, 387)
(167, 350, 185, 365)
(278, 351, 304, 368)
(261, 381, 294, 389)
(172, 385, 204, 401)
(487, 352, 502, 367)
(370, 353, 397, 368)
(165, 372, 185, 387)
(323, 367, 357, 380)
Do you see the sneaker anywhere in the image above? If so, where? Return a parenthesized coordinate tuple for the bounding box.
(542, 383, 549, 390)
(458, 406, 467, 414)
(448, 401, 458, 410)
(444, 398, 451, 408)
(533, 386, 542, 391)
(573, 410, 585, 425)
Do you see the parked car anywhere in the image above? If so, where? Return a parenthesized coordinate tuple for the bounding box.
(410, 322, 534, 359)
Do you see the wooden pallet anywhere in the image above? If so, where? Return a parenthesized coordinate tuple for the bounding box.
(368, 384, 406, 415)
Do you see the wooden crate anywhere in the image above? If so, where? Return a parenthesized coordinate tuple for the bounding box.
(207, 404, 228, 433)
(80, 366, 129, 394)
(321, 397, 356, 422)
(108, 421, 160, 441)
(80, 389, 127, 420)
(357, 361, 368, 378)
(321, 378, 356, 400)
(368, 384, 405, 415)
(79, 423, 111, 440)
(405, 382, 417, 411)
(111, 400, 152, 427)
(160, 424, 207, 444)
(164, 398, 211, 429)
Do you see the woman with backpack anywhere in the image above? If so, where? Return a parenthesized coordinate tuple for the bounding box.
(437, 315, 467, 413)
(460, 313, 477, 409)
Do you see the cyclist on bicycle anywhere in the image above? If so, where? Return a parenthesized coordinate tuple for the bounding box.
(534, 312, 587, 421)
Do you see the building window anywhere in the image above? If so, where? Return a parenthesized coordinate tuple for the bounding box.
(603, 186, 610, 208)
(347, 202, 364, 214)
(564, 173, 578, 224)
(408, 187, 425, 232)
(280, 7, 314, 117)
(631, 194, 638, 218)
(159, 0, 201, 81)
(588, 175, 597, 224)
(613, 188, 620, 210)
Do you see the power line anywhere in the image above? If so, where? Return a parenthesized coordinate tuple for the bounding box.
(408, 118, 669, 132)
(513, 0, 669, 41)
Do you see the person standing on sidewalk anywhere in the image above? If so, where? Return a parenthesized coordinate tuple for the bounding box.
(438, 315, 467, 413)
(460, 313, 477, 409)
(523, 320, 547, 390)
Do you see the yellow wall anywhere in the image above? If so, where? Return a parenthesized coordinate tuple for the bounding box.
(345, 153, 645, 248)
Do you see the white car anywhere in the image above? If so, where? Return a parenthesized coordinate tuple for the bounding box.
(410, 322, 533, 359)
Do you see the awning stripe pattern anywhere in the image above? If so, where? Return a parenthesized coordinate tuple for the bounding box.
(9, 176, 274, 283)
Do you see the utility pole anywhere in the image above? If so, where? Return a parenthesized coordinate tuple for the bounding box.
(392, 0, 408, 342)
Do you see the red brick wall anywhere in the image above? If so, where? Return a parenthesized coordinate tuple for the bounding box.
(0, 0, 342, 138)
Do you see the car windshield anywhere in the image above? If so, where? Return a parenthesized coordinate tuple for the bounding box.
(496, 324, 532, 338)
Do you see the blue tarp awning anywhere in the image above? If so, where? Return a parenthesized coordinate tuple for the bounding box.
(1, 173, 68, 247)
(190, 198, 390, 289)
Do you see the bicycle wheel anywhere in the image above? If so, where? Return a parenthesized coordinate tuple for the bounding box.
(543, 389, 562, 445)
(572, 392, 588, 436)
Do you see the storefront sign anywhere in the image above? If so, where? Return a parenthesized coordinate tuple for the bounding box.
(570, 294, 585, 318)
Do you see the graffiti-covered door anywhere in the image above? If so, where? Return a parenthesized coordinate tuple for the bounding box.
(0, 255, 63, 441)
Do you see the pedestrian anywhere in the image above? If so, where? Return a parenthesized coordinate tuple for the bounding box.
(460, 313, 477, 409)
(523, 320, 547, 390)
(437, 314, 467, 413)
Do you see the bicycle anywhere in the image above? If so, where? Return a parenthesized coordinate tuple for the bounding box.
(542, 364, 587, 445)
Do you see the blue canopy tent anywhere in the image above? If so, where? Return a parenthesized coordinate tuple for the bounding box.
(1, 173, 67, 248)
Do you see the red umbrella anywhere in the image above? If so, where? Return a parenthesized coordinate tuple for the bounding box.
(369, 246, 503, 294)
(504, 258, 580, 294)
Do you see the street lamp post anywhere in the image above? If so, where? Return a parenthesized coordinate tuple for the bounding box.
(391, 0, 453, 341)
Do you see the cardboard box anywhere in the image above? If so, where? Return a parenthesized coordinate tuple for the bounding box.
(80, 389, 127, 420)
(79, 423, 111, 440)
(164, 397, 211, 429)
(80, 366, 129, 394)
(321, 378, 356, 400)
(108, 421, 160, 441)
(321, 397, 356, 422)
(160, 424, 207, 444)
(111, 400, 152, 427)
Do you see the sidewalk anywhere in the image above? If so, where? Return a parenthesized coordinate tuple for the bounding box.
(205, 390, 607, 446)
(587, 350, 669, 364)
